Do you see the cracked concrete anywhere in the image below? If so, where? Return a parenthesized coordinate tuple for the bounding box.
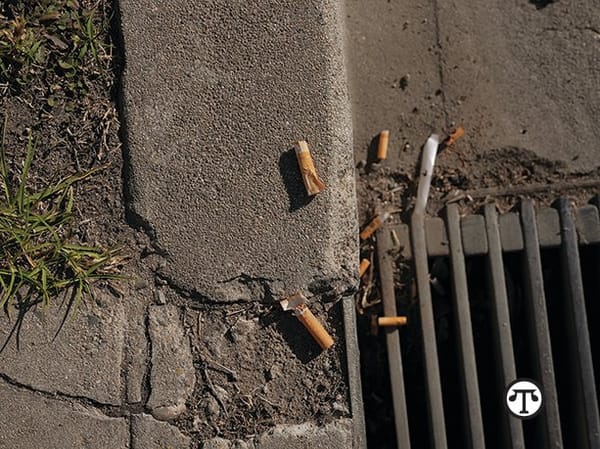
(0, 291, 125, 405)
(147, 305, 196, 421)
(131, 413, 191, 449)
(123, 291, 148, 404)
(0, 381, 129, 449)
(1, 0, 367, 446)
(119, 0, 359, 302)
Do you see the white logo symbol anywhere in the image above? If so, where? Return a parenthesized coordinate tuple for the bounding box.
(505, 379, 543, 419)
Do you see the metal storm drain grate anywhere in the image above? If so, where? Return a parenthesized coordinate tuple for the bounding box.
(377, 195, 600, 449)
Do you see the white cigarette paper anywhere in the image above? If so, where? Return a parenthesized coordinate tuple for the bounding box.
(414, 134, 440, 215)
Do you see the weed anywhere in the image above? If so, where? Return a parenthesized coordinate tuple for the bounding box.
(0, 116, 125, 350)
(0, 0, 112, 98)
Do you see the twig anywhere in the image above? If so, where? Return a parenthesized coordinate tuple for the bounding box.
(202, 364, 228, 417)
(257, 394, 279, 408)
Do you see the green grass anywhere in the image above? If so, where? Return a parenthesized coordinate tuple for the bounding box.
(0, 116, 124, 349)
(0, 0, 112, 98)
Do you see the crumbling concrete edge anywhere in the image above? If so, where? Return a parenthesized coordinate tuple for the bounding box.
(342, 295, 367, 449)
(324, 3, 365, 446)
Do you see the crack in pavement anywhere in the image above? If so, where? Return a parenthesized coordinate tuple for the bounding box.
(0, 372, 145, 418)
(140, 304, 153, 410)
(431, 0, 450, 129)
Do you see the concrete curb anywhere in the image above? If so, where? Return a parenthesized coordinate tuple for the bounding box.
(118, 0, 365, 446)
(119, 0, 359, 301)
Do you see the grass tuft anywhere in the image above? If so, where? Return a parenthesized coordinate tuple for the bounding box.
(0, 0, 113, 98)
(0, 115, 125, 349)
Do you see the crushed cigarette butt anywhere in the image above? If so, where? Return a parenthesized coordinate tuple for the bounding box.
(443, 126, 464, 147)
(377, 130, 390, 160)
(296, 141, 326, 196)
(280, 293, 334, 350)
(359, 258, 370, 277)
(360, 212, 390, 240)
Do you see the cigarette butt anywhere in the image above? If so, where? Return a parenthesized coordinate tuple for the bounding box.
(360, 212, 390, 240)
(359, 258, 370, 277)
(295, 303, 334, 350)
(377, 130, 390, 160)
(444, 126, 464, 147)
(378, 316, 408, 327)
(296, 141, 326, 196)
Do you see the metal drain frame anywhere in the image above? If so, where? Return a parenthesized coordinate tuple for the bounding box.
(378, 196, 600, 449)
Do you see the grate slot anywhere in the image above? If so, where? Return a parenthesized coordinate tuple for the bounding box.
(411, 213, 448, 449)
(461, 214, 488, 256)
(384, 195, 599, 448)
(581, 196, 600, 418)
(484, 204, 525, 449)
(555, 198, 600, 449)
(500, 213, 524, 252)
(446, 204, 486, 449)
(576, 205, 600, 244)
(377, 228, 412, 449)
(520, 199, 563, 448)
(536, 207, 561, 248)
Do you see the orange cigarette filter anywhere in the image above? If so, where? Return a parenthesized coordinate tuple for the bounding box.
(377, 130, 390, 160)
(444, 126, 464, 147)
(359, 258, 370, 277)
(295, 303, 334, 350)
(359, 212, 390, 240)
(378, 316, 408, 327)
(280, 293, 334, 351)
(296, 141, 326, 196)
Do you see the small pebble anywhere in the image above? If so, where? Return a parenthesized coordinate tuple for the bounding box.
(154, 290, 167, 305)
(192, 415, 204, 432)
(399, 74, 410, 90)
(356, 159, 366, 169)
(213, 385, 230, 403)
(134, 279, 149, 290)
(155, 276, 168, 286)
(332, 401, 350, 415)
(233, 441, 252, 449)
(205, 396, 221, 418)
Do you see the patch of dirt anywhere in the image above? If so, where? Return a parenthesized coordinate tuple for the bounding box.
(0, 0, 132, 255)
(178, 301, 350, 439)
(356, 143, 600, 228)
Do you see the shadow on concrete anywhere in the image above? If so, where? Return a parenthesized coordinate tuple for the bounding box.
(365, 134, 381, 172)
(261, 307, 321, 364)
(278, 148, 314, 212)
(529, 0, 555, 9)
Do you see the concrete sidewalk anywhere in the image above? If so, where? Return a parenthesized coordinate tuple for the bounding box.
(0, 1, 364, 448)
(120, 0, 358, 302)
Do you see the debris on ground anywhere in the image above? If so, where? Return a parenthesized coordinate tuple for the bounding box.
(359, 211, 390, 240)
(358, 258, 370, 278)
(442, 126, 465, 149)
(280, 293, 334, 351)
(377, 130, 389, 161)
(369, 315, 408, 335)
(377, 316, 407, 327)
(415, 134, 441, 215)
